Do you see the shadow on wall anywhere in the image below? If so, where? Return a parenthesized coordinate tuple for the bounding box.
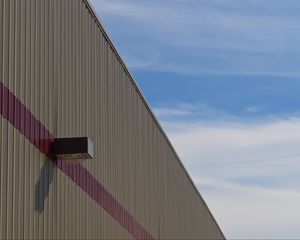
(35, 158, 56, 213)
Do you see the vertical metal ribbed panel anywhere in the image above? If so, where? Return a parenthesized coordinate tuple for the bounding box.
(0, 0, 224, 239)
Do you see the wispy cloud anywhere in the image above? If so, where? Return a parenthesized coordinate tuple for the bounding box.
(153, 103, 237, 124)
(167, 118, 300, 178)
(154, 103, 213, 119)
(244, 105, 265, 114)
(91, 0, 300, 76)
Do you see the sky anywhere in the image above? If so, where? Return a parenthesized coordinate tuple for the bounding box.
(90, 0, 300, 238)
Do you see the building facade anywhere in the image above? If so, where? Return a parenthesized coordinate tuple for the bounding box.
(0, 0, 224, 239)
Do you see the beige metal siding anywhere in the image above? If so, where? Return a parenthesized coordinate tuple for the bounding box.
(0, 0, 224, 239)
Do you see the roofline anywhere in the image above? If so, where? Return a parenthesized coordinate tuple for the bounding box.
(83, 0, 225, 238)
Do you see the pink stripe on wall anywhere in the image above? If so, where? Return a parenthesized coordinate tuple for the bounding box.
(0, 81, 153, 240)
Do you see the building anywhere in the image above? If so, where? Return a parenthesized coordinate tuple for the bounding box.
(0, 0, 224, 239)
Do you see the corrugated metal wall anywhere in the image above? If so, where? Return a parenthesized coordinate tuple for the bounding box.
(0, 0, 224, 239)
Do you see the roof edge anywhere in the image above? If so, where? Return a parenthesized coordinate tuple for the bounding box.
(83, 0, 225, 238)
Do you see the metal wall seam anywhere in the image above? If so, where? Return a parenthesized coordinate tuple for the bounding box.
(21, 2, 26, 237)
(0, 0, 3, 236)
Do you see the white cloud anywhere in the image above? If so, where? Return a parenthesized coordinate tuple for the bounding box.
(153, 103, 213, 119)
(90, 0, 300, 76)
(154, 108, 191, 118)
(153, 103, 236, 123)
(196, 177, 300, 239)
(156, 104, 300, 238)
(167, 118, 300, 172)
(244, 105, 264, 113)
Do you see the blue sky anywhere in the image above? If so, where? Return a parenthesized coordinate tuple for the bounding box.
(91, 0, 300, 238)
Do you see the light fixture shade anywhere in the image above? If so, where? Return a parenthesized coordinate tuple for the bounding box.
(54, 137, 94, 163)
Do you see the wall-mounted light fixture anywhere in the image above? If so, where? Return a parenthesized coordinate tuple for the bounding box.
(54, 137, 94, 163)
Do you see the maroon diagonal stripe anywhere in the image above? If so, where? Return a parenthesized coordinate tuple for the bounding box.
(0, 81, 153, 240)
